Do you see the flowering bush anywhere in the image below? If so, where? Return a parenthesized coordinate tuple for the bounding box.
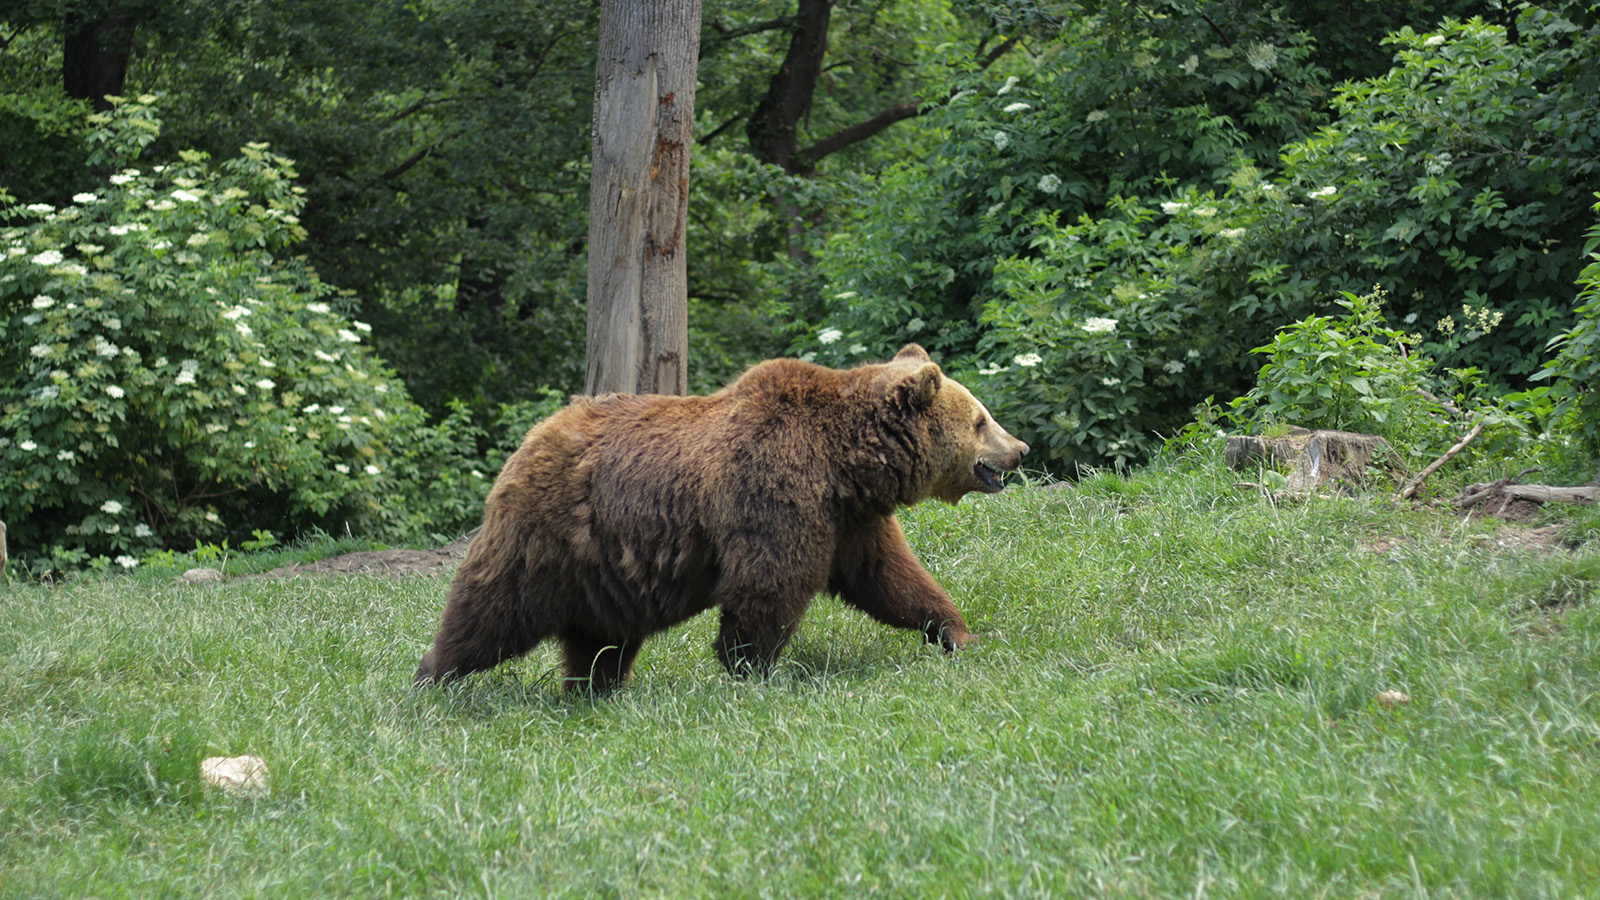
(801, 10, 1599, 472)
(0, 96, 427, 572)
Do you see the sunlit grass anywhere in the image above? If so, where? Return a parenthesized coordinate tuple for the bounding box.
(3, 454, 1598, 898)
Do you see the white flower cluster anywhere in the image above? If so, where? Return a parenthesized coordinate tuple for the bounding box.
(1013, 353, 1043, 368)
(1081, 317, 1119, 333)
(1245, 42, 1278, 72)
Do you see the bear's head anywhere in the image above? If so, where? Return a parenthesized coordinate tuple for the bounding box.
(883, 344, 1030, 504)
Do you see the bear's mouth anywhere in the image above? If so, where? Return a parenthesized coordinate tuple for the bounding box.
(974, 459, 1007, 493)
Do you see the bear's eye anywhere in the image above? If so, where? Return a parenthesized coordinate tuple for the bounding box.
(975, 417, 987, 432)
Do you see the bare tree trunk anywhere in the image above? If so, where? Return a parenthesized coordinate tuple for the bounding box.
(585, 0, 701, 397)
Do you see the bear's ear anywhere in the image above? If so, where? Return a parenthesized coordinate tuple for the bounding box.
(894, 343, 932, 363)
(891, 361, 942, 411)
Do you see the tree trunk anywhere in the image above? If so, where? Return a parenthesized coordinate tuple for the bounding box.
(62, 1, 137, 111)
(585, 0, 701, 397)
(746, 0, 832, 176)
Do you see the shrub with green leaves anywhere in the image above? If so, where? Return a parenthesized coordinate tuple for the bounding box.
(1540, 197, 1600, 455)
(801, 2, 1333, 370)
(1279, 12, 1600, 383)
(0, 96, 426, 572)
(1222, 288, 1527, 465)
(800, 9, 1599, 472)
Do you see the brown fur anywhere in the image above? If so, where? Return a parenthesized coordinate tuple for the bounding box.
(414, 344, 1028, 693)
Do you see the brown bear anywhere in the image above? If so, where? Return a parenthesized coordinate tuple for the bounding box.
(414, 343, 1028, 693)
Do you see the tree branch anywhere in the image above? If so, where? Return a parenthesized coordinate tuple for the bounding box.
(981, 34, 1020, 69)
(698, 113, 746, 147)
(1397, 419, 1485, 501)
(801, 102, 920, 164)
(379, 132, 463, 182)
(706, 15, 794, 44)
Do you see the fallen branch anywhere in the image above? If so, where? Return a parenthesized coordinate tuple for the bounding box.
(1456, 482, 1599, 508)
(1396, 419, 1484, 501)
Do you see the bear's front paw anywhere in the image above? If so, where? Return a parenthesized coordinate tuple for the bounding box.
(928, 622, 977, 653)
(946, 630, 979, 653)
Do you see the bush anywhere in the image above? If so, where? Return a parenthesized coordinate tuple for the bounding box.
(1222, 287, 1535, 466)
(0, 96, 427, 572)
(798, 9, 1600, 473)
(1540, 197, 1600, 455)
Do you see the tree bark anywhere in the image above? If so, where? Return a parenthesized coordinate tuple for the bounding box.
(585, 0, 700, 397)
(62, 1, 137, 111)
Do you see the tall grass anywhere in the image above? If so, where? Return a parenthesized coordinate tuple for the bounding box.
(3, 456, 1598, 898)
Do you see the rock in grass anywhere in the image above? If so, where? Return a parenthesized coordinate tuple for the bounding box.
(180, 567, 224, 584)
(201, 755, 269, 796)
(1376, 689, 1411, 708)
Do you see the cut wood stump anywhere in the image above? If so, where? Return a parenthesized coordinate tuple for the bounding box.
(1225, 427, 1405, 495)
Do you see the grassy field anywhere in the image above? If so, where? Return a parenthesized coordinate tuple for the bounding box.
(4, 456, 1600, 898)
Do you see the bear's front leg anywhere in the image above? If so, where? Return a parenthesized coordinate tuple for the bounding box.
(831, 515, 974, 652)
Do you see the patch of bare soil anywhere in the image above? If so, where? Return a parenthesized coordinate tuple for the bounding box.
(1477, 523, 1572, 553)
(1363, 522, 1574, 557)
(1462, 495, 1545, 524)
(257, 531, 475, 578)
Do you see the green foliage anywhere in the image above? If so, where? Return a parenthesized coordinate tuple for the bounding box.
(1279, 12, 1600, 384)
(809, 8, 1600, 471)
(0, 22, 94, 205)
(0, 97, 428, 571)
(1539, 197, 1600, 454)
(1227, 288, 1504, 463)
(803, 1, 1338, 368)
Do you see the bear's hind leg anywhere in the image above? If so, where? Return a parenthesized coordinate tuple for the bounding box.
(415, 574, 551, 685)
(560, 630, 641, 695)
(714, 608, 802, 678)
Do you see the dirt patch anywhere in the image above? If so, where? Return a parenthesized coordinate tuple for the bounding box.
(1479, 523, 1573, 553)
(257, 531, 475, 578)
(1462, 495, 1545, 524)
(1364, 522, 1574, 557)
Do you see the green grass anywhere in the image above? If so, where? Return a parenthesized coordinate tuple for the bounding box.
(4, 456, 1600, 898)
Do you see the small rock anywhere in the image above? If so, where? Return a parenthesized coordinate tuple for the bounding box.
(200, 755, 269, 796)
(180, 567, 224, 584)
(1376, 689, 1411, 708)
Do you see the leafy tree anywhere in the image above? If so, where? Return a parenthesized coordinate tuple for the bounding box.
(803, 5, 1600, 472)
(801, 0, 1339, 366)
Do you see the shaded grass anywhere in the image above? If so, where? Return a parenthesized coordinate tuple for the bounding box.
(3, 456, 1599, 898)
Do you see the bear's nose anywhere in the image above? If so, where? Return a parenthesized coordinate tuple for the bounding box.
(1017, 440, 1030, 457)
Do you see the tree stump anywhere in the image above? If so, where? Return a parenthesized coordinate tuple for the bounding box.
(1225, 426, 1404, 494)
